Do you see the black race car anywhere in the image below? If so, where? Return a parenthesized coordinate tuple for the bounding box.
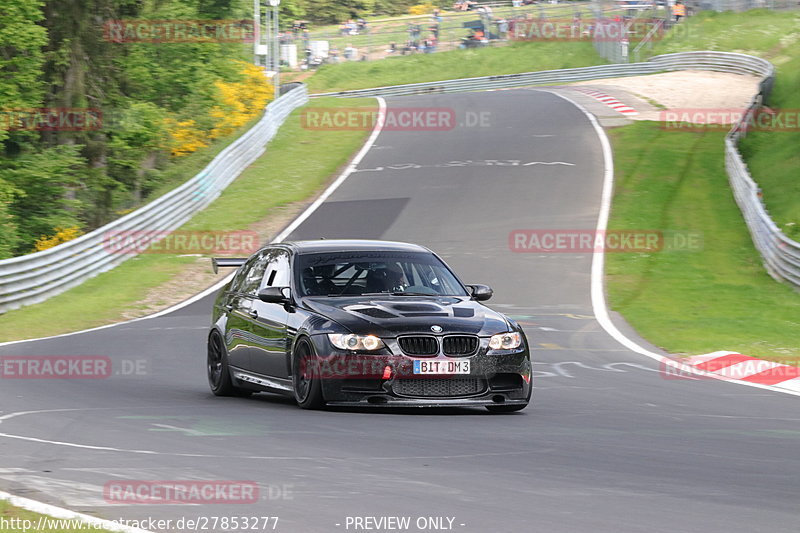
(208, 239, 532, 412)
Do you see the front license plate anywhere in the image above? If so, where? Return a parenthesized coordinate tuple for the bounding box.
(413, 360, 470, 375)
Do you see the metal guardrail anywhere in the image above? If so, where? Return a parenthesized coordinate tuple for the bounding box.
(313, 51, 800, 290)
(0, 85, 309, 313)
(726, 95, 800, 288)
(312, 51, 771, 98)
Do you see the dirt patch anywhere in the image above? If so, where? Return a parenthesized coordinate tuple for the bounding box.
(574, 70, 763, 122)
(119, 200, 310, 321)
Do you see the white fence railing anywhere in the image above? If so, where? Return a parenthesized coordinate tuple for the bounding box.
(0, 85, 309, 313)
(313, 51, 799, 290)
(312, 51, 773, 98)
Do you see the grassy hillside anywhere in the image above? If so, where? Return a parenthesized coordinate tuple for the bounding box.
(606, 122, 800, 364)
(307, 41, 605, 93)
(651, 9, 800, 239)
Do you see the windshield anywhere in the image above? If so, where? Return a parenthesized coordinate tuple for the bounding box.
(295, 251, 469, 297)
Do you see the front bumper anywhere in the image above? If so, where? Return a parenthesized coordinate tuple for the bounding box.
(309, 334, 532, 406)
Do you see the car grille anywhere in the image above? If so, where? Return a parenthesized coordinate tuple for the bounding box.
(398, 336, 439, 356)
(442, 335, 478, 356)
(393, 378, 486, 398)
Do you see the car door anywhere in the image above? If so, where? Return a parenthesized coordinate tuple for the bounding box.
(225, 251, 270, 371)
(247, 248, 291, 379)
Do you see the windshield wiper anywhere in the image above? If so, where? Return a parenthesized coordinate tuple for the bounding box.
(357, 291, 435, 296)
(389, 291, 437, 296)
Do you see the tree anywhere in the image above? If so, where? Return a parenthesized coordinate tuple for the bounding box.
(0, 0, 48, 145)
(0, 144, 84, 254)
(107, 101, 168, 203)
(0, 177, 20, 258)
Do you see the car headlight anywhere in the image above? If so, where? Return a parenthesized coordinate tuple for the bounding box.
(488, 331, 522, 350)
(328, 333, 385, 351)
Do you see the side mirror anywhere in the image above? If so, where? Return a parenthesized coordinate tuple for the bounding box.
(258, 286, 292, 304)
(467, 284, 493, 301)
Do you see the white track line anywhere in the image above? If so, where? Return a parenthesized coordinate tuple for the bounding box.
(540, 89, 799, 398)
(0, 490, 153, 533)
(0, 97, 387, 349)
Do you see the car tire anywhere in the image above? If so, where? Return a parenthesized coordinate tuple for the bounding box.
(291, 337, 325, 410)
(207, 331, 251, 397)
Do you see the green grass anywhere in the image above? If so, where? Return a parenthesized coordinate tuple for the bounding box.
(0, 97, 376, 342)
(651, 10, 800, 239)
(307, 41, 605, 92)
(650, 9, 800, 60)
(0, 501, 115, 533)
(606, 121, 800, 365)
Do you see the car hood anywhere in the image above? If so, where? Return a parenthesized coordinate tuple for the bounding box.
(301, 296, 509, 337)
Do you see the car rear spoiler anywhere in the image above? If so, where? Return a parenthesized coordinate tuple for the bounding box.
(212, 257, 247, 274)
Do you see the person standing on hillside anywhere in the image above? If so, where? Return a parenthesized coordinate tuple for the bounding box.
(673, 1, 686, 22)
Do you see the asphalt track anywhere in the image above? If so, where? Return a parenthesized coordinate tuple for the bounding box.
(0, 90, 798, 533)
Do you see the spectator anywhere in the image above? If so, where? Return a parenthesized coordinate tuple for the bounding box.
(343, 43, 357, 60)
(387, 41, 397, 54)
(673, 0, 686, 22)
(497, 18, 509, 40)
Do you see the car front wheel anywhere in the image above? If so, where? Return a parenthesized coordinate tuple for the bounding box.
(291, 338, 325, 410)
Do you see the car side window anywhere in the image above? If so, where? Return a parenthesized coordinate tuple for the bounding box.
(229, 256, 258, 294)
(238, 252, 269, 296)
(262, 249, 291, 289)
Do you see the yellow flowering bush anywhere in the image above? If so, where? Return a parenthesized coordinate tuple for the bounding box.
(409, 3, 436, 15)
(164, 62, 273, 157)
(209, 61, 274, 139)
(34, 226, 83, 252)
(165, 118, 209, 157)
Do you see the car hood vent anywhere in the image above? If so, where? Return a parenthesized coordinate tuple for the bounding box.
(453, 307, 475, 318)
(351, 306, 399, 319)
(391, 303, 441, 312)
